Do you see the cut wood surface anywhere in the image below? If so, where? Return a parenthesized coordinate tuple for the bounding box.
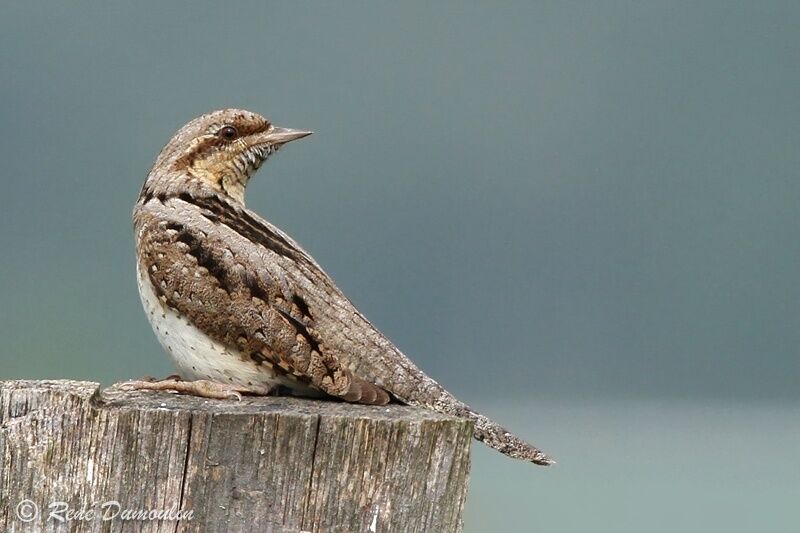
(0, 380, 472, 532)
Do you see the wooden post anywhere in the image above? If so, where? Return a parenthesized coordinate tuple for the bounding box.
(0, 380, 472, 532)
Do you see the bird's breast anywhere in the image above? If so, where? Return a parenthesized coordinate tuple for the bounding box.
(136, 261, 285, 393)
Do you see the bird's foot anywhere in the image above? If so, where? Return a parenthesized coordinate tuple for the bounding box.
(138, 373, 183, 383)
(117, 378, 262, 401)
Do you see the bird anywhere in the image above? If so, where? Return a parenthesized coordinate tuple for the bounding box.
(129, 108, 552, 465)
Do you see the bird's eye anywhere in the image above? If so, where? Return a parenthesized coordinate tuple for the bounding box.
(218, 125, 239, 141)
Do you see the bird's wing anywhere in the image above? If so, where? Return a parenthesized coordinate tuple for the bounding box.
(137, 199, 391, 405)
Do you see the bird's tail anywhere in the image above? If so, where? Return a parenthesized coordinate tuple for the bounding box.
(411, 390, 554, 466)
(464, 407, 554, 465)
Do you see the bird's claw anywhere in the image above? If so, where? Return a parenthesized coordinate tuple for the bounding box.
(115, 378, 249, 401)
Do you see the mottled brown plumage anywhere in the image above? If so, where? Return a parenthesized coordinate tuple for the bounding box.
(133, 109, 552, 465)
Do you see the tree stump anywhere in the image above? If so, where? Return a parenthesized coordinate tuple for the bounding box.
(0, 380, 472, 532)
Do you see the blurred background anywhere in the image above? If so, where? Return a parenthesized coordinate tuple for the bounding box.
(1, 2, 797, 531)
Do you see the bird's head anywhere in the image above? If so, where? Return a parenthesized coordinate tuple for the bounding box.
(154, 108, 312, 203)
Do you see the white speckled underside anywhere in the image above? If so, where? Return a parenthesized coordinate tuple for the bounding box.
(136, 263, 309, 395)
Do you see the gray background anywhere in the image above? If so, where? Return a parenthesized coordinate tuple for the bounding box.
(1, 2, 797, 531)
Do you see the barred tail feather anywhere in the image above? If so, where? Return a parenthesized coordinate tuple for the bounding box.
(419, 392, 554, 466)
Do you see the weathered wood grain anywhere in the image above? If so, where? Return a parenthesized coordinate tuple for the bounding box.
(0, 380, 472, 532)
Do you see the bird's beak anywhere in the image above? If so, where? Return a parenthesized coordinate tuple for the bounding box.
(260, 125, 313, 145)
